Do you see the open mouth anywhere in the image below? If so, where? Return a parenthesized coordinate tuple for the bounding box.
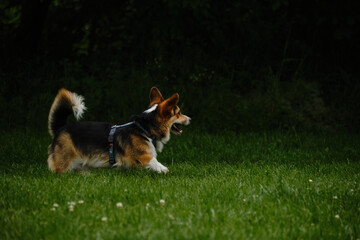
(171, 124, 183, 135)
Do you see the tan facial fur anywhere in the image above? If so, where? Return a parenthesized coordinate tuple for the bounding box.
(153, 92, 191, 139)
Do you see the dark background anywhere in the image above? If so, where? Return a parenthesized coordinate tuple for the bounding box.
(1, 0, 359, 133)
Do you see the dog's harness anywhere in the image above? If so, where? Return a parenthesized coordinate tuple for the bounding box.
(108, 121, 156, 165)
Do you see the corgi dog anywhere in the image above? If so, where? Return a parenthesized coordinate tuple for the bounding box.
(47, 87, 191, 173)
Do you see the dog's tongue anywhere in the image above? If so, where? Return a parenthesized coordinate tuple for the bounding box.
(172, 125, 183, 135)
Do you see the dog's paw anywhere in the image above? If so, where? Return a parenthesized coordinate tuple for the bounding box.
(159, 166, 169, 174)
(146, 158, 169, 174)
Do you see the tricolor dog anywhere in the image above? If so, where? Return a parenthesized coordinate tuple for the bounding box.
(47, 87, 191, 173)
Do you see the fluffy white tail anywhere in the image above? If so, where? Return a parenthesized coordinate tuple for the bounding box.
(48, 88, 86, 137)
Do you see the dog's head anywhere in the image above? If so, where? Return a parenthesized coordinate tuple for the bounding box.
(145, 87, 191, 141)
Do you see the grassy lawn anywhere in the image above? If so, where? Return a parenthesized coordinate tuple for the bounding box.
(0, 130, 359, 239)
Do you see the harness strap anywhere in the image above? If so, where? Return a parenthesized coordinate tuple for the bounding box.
(134, 121, 157, 147)
(134, 121, 153, 139)
(108, 121, 156, 165)
(108, 122, 134, 165)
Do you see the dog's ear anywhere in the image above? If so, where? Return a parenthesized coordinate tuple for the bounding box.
(149, 87, 164, 106)
(158, 93, 179, 116)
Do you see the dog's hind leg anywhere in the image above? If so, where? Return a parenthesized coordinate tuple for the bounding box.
(48, 132, 78, 173)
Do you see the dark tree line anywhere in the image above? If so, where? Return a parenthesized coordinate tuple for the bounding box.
(1, 0, 359, 131)
(2, 0, 358, 70)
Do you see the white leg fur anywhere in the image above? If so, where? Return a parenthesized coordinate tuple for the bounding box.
(146, 158, 168, 173)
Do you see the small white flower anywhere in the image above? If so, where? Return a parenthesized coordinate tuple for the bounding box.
(101, 217, 107, 222)
(68, 201, 76, 206)
(243, 198, 247, 203)
(53, 203, 59, 207)
(78, 200, 84, 204)
(146, 203, 150, 210)
(350, 189, 354, 192)
(124, 189, 128, 192)
(69, 205, 74, 212)
(309, 179, 313, 183)
(160, 199, 165, 206)
(335, 214, 340, 219)
(333, 196, 338, 199)
(50, 207, 56, 211)
(116, 202, 123, 208)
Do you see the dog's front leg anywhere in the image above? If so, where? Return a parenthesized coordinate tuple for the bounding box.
(146, 157, 169, 173)
(139, 154, 168, 173)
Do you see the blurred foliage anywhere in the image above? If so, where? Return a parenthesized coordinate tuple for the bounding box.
(0, 0, 359, 132)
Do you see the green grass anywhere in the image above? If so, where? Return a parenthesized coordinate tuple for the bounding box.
(0, 130, 359, 239)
